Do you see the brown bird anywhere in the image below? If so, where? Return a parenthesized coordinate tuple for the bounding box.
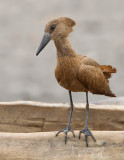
(36, 17, 116, 147)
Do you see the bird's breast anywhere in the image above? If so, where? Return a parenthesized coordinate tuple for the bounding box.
(55, 57, 87, 92)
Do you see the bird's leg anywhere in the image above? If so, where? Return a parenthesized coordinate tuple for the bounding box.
(79, 92, 96, 147)
(56, 91, 75, 144)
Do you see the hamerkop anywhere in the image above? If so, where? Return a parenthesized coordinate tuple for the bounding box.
(36, 17, 116, 147)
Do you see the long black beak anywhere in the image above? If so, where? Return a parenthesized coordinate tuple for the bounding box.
(36, 32, 51, 56)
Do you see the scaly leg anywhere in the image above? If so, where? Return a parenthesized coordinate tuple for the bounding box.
(56, 91, 75, 144)
(79, 92, 96, 147)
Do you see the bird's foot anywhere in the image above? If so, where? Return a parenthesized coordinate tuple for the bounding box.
(79, 127, 96, 147)
(56, 127, 75, 144)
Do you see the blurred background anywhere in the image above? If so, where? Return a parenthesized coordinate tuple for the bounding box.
(0, 0, 124, 104)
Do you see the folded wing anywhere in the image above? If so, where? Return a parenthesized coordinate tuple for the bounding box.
(78, 57, 116, 97)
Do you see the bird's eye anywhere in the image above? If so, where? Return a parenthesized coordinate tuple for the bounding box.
(51, 25, 56, 30)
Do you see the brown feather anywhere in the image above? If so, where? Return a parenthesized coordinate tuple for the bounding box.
(78, 65, 116, 97)
(100, 65, 117, 73)
(100, 65, 117, 79)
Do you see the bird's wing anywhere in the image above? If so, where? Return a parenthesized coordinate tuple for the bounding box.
(79, 56, 117, 79)
(78, 55, 100, 67)
(78, 63, 115, 97)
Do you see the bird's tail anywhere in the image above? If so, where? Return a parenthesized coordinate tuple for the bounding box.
(105, 92, 116, 97)
(100, 65, 117, 79)
(93, 89, 116, 97)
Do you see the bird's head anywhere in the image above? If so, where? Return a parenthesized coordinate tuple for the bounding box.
(36, 17, 75, 56)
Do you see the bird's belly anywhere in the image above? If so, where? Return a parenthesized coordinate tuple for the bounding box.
(56, 77, 87, 92)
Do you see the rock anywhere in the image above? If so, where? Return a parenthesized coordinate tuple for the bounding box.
(0, 101, 124, 132)
(0, 101, 123, 159)
(0, 131, 124, 160)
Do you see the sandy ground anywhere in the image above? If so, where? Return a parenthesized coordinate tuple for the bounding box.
(0, 0, 124, 103)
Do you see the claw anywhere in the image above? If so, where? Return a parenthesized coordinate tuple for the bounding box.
(56, 128, 75, 144)
(65, 132, 67, 144)
(79, 128, 96, 147)
(85, 135, 88, 147)
(71, 129, 75, 138)
(56, 129, 64, 137)
(79, 131, 81, 139)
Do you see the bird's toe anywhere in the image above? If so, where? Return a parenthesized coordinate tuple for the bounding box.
(79, 128, 96, 147)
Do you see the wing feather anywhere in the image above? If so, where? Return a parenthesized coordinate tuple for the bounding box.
(78, 64, 115, 97)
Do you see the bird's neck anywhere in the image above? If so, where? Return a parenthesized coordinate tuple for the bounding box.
(54, 37, 76, 58)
